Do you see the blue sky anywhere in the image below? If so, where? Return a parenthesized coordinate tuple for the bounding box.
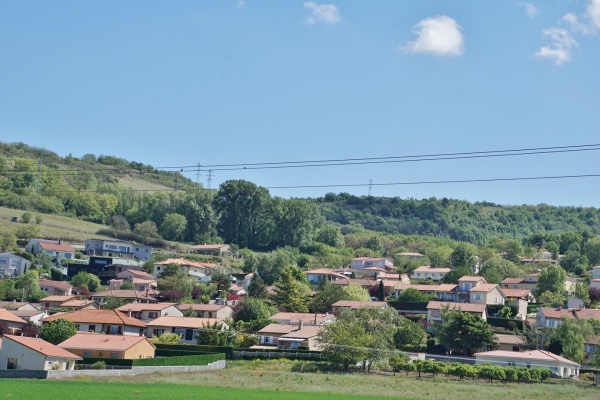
(1, 1, 599, 206)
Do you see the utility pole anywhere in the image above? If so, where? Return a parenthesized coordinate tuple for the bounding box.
(195, 163, 202, 184)
(207, 170, 213, 189)
(368, 179, 373, 196)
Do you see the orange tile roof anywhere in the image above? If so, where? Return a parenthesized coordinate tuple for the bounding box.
(0, 308, 27, 324)
(38, 242, 75, 252)
(501, 278, 524, 284)
(60, 299, 99, 308)
(280, 325, 323, 339)
(574, 308, 600, 320)
(473, 350, 579, 366)
(39, 279, 73, 291)
(269, 312, 334, 324)
(118, 269, 155, 280)
(43, 309, 147, 327)
(458, 276, 486, 282)
(42, 295, 78, 303)
(495, 333, 524, 346)
(3, 335, 81, 359)
(469, 284, 501, 293)
(58, 332, 155, 351)
(258, 324, 299, 334)
(502, 289, 531, 298)
(539, 307, 575, 319)
(92, 290, 157, 301)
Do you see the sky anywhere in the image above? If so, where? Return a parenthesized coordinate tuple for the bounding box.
(1, 0, 599, 207)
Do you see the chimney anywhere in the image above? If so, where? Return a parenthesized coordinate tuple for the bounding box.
(295, 321, 303, 332)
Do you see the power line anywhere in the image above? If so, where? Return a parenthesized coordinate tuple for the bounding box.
(156, 143, 600, 169)
(35, 172, 600, 194)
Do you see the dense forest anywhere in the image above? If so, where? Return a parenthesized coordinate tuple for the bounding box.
(1, 141, 600, 251)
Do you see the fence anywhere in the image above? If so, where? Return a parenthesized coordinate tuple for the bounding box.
(48, 361, 226, 379)
(80, 353, 225, 368)
(233, 350, 325, 360)
(154, 343, 234, 358)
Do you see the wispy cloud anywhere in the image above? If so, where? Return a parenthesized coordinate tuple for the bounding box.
(534, 28, 578, 65)
(236, 0, 245, 8)
(517, 2, 538, 18)
(585, 0, 600, 29)
(562, 0, 600, 33)
(303, 2, 341, 25)
(403, 15, 464, 56)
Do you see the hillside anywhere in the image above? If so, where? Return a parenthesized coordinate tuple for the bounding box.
(1, 141, 600, 250)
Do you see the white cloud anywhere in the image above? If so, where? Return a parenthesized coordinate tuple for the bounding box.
(403, 15, 464, 56)
(517, 3, 538, 17)
(586, 0, 600, 28)
(534, 28, 578, 65)
(562, 12, 593, 33)
(303, 2, 341, 25)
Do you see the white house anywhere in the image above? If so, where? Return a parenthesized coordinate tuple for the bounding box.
(350, 257, 394, 271)
(84, 239, 152, 261)
(410, 266, 452, 281)
(116, 303, 183, 322)
(0, 252, 31, 276)
(0, 335, 81, 371)
(474, 350, 580, 378)
(152, 258, 224, 281)
(29, 241, 75, 262)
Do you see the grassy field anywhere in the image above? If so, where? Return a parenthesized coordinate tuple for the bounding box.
(0, 206, 114, 244)
(0, 380, 408, 400)
(39, 360, 599, 400)
(118, 176, 173, 192)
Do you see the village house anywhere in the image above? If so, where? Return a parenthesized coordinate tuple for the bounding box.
(116, 303, 183, 322)
(535, 307, 600, 328)
(396, 252, 426, 261)
(0, 309, 27, 334)
(40, 295, 78, 311)
(256, 323, 323, 350)
(91, 289, 158, 305)
(176, 304, 233, 319)
(330, 277, 379, 289)
(6, 309, 48, 325)
(152, 258, 226, 281)
(268, 312, 336, 326)
(495, 333, 524, 352)
(42, 309, 147, 336)
(457, 276, 487, 302)
(331, 300, 389, 313)
(58, 332, 156, 360)
(0, 335, 81, 371)
(304, 268, 347, 286)
(0, 301, 37, 311)
(469, 283, 506, 305)
(410, 266, 452, 281)
(500, 273, 539, 292)
(350, 257, 394, 271)
(39, 279, 73, 296)
(394, 284, 458, 302)
(187, 244, 231, 256)
(28, 240, 75, 262)
(426, 301, 487, 329)
(0, 252, 31, 276)
(146, 316, 228, 344)
(473, 350, 579, 378)
(58, 299, 100, 311)
(115, 269, 157, 290)
(84, 239, 152, 261)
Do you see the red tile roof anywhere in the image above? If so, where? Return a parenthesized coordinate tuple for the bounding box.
(43, 309, 147, 327)
(501, 278, 524, 284)
(38, 242, 75, 252)
(39, 279, 73, 291)
(3, 335, 81, 359)
(473, 350, 579, 366)
(502, 289, 531, 298)
(58, 332, 155, 352)
(0, 308, 27, 324)
(539, 307, 575, 320)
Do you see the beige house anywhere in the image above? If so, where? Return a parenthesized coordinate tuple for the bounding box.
(115, 269, 157, 292)
(0, 309, 27, 334)
(394, 284, 458, 302)
(426, 301, 487, 329)
(116, 303, 183, 322)
(256, 323, 323, 350)
(268, 312, 335, 326)
(495, 334, 524, 352)
(331, 300, 388, 313)
(474, 350, 579, 378)
(469, 284, 506, 305)
(91, 289, 158, 305)
(350, 257, 394, 271)
(146, 316, 228, 344)
(187, 244, 231, 256)
(30, 241, 75, 262)
(410, 266, 452, 281)
(0, 301, 37, 311)
(500, 273, 539, 291)
(152, 258, 225, 281)
(59, 299, 100, 311)
(42, 309, 147, 336)
(39, 279, 73, 296)
(40, 295, 78, 311)
(176, 304, 233, 319)
(58, 332, 156, 360)
(0, 335, 81, 371)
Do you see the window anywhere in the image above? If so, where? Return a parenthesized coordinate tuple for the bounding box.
(88, 325, 96, 332)
(433, 310, 440, 317)
(83, 351, 92, 358)
(513, 285, 518, 289)
(263, 336, 271, 344)
(153, 329, 164, 336)
(145, 249, 149, 253)
(508, 362, 515, 367)
(148, 312, 158, 319)
(111, 352, 119, 359)
(526, 363, 531, 369)
(474, 294, 482, 300)
(7, 358, 17, 370)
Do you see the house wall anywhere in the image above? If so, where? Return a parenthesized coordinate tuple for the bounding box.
(66, 348, 125, 359)
(123, 340, 155, 359)
(474, 355, 578, 378)
(471, 287, 505, 305)
(85, 239, 152, 261)
(0, 253, 31, 276)
(71, 323, 143, 336)
(0, 339, 76, 371)
(507, 299, 528, 320)
(592, 267, 600, 280)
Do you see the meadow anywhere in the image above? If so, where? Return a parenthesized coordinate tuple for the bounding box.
(2, 360, 597, 400)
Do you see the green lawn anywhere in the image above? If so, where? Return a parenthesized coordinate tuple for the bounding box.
(0, 380, 414, 400)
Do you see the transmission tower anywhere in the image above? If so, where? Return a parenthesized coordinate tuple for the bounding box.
(195, 163, 202, 184)
(368, 179, 373, 196)
(207, 170, 214, 189)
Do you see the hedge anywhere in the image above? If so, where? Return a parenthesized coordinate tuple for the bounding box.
(155, 349, 216, 357)
(81, 353, 225, 368)
(487, 317, 525, 331)
(487, 305, 519, 316)
(154, 343, 234, 358)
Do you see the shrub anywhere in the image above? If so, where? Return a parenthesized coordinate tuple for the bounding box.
(35, 215, 43, 225)
(91, 361, 106, 370)
(21, 212, 32, 223)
